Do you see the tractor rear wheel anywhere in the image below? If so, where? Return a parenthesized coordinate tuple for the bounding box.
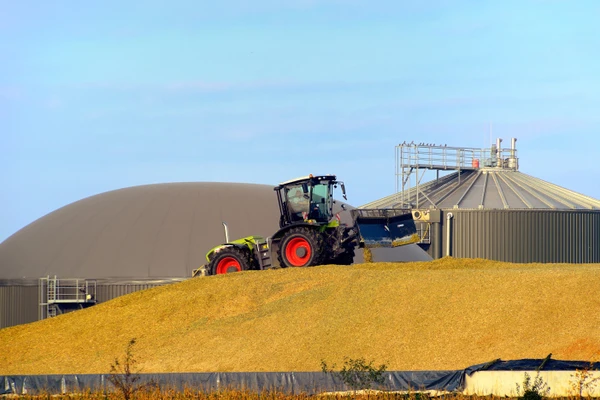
(278, 227, 324, 268)
(208, 247, 251, 275)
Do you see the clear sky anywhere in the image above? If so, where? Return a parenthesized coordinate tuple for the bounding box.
(2, 1, 599, 242)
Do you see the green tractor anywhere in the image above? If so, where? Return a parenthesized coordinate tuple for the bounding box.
(193, 174, 419, 276)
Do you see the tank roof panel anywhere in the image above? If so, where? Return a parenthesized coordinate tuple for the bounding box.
(361, 170, 600, 211)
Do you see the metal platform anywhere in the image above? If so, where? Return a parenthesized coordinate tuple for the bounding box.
(394, 138, 519, 209)
(39, 276, 97, 319)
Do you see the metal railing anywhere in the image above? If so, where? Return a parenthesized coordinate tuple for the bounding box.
(394, 140, 519, 209)
(39, 276, 97, 320)
(395, 142, 519, 172)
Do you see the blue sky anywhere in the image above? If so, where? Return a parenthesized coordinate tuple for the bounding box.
(2, 1, 599, 242)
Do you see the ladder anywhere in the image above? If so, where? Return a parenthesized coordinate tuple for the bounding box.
(39, 276, 97, 320)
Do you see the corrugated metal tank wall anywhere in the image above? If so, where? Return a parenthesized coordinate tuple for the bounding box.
(0, 279, 185, 329)
(95, 281, 182, 301)
(446, 210, 600, 263)
(0, 283, 39, 328)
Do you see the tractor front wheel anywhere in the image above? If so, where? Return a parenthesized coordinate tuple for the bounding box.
(208, 247, 251, 275)
(278, 227, 323, 268)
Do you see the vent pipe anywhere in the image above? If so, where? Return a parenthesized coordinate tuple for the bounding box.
(496, 138, 503, 167)
(508, 137, 518, 170)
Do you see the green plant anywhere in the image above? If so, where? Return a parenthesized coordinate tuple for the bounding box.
(321, 356, 387, 392)
(516, 372, 550, 400)
(107, 338, 154, 400)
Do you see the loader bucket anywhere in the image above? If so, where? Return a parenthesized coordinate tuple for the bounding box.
(351, 209, 420, 248)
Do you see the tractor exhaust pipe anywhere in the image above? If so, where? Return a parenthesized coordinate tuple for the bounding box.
(222, 222, 229, 243)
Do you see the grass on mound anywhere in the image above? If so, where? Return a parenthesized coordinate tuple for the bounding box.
(1, 257, 599, 375)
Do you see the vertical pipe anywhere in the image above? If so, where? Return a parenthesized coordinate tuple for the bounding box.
(415, 144, 419, 208)
(400, 146, 404, 206)
(511, 137, 518, 170)
(446, 213, 453, 256)
(432, 222, 443, 259)
(496, 138, 503, 167)
(222, 222, 229, 243)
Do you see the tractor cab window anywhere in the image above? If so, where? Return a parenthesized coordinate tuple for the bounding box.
(309, 181, 333, 222)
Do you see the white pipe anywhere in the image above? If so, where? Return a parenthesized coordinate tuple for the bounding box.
(509, 137, 518, 170)
(496, 138, 503, 167)
(222, 222, 229, 243)
(446, 213, 453, 257)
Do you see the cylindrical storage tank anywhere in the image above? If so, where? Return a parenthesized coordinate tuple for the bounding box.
(363, 168, 600, 263)
(0, 280, 39, 328)
(446, 209, 600, 263)
(0, 181, 355, 329)
(0, 182, 280, 329)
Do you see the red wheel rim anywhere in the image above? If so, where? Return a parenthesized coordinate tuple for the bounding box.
(216, 257, 241, 274)
(285, 237, 312, 267)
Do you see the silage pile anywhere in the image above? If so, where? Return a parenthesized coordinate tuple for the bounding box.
(1, 257, 599, 375)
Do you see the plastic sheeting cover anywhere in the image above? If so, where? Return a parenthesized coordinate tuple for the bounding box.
(2, 359, 598, 395)
(1, 370, 463, 395)
(466, 359, 600, 373)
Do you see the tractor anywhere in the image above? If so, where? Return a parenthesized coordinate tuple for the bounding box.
(193, 174, 419, 276)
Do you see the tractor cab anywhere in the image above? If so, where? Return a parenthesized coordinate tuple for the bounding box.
(274, 174, 346, 228)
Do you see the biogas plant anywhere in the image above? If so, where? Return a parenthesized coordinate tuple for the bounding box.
(1, 137, 599, 329)
(364, 137, 600, 262)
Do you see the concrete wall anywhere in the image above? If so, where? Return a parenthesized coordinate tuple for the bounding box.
(465, 370, 600, 397)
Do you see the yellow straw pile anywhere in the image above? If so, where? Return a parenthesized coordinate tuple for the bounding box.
(1, 257, 599, 375)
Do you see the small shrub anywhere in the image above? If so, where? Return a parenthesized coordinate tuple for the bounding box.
(107, 338, 155, 400)
(570, 361, 600, 398)
(321, 356, 387, 392)
(516, 372, 550, 400)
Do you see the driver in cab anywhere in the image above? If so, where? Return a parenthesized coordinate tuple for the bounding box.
(288, 188, 309, 213)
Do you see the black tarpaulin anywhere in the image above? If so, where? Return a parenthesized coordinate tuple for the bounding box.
(1, 370, 462, 395)
(3, 359, 598, 395)
(466, 358, 600, 374)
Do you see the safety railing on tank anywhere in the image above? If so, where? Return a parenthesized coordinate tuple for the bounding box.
(39, 276, 97, 320)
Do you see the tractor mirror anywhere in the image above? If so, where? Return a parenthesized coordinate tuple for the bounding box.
(302, 183, 308, 193)
(341, 182, 347, 200)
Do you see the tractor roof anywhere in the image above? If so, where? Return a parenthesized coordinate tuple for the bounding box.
(277, 174, 337, 187)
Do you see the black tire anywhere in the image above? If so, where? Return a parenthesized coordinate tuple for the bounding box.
(277, 227, 324, 268)
(208, 246, 252, 275)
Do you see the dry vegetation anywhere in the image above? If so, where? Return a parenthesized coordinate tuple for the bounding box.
(1, 257, 600, 375)
(0, 389, 524, 400)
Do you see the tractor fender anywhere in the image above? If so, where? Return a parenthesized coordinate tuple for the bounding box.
(205, 243, 246, 262)
(270, 223, 320, 242)
(205, 235, 265, 261)
(268, 223, 321, 269)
